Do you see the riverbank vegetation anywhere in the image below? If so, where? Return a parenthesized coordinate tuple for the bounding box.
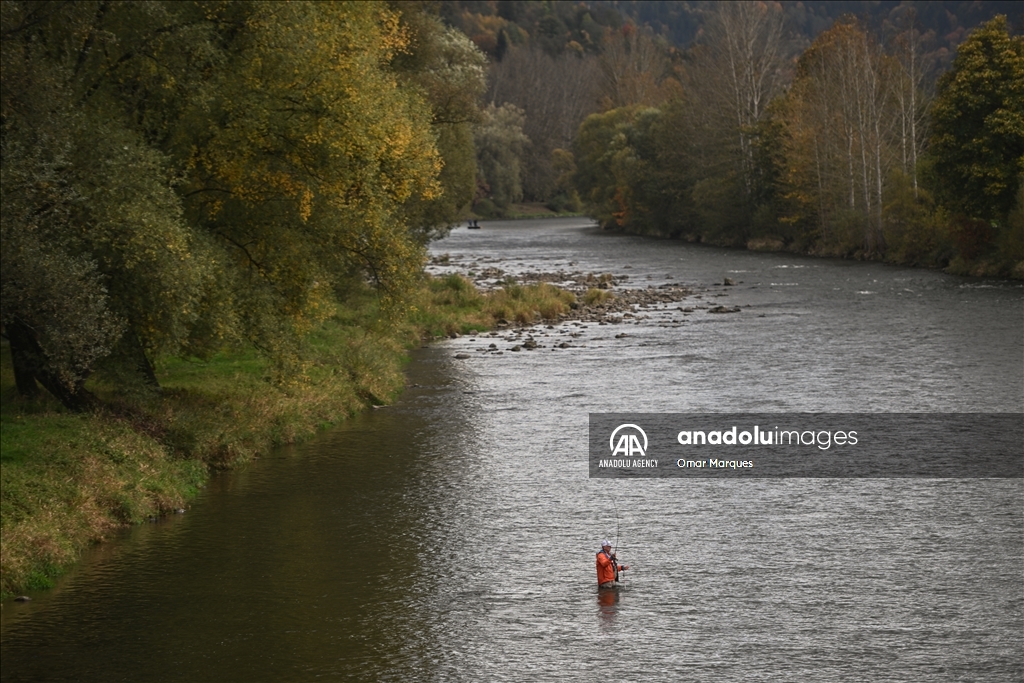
(0, 287, 397, 596)
(0, 0, 488, 596)
(569, 10, 1023, 277)
(3, 0, 1021, 597)
(0, 272, 577, 597)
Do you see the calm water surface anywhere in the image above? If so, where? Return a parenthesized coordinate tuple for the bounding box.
(2, 219, 1022, 681)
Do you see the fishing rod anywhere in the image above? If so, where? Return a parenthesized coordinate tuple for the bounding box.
(613, 497, 624, 584)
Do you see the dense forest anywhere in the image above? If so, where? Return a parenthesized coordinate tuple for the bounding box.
(444, 0, 1023, 275)
(1, 0, 1022, 411)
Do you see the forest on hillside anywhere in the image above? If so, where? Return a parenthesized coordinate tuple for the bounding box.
(442, 0, 1022, 275)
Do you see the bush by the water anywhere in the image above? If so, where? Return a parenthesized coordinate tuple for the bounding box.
(485, 283, 576, 324)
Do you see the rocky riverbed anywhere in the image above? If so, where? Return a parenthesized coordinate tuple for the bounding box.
(427, 253, 746, 356)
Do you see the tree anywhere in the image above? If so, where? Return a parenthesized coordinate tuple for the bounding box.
(781, 18, 896, 253)
(1, 1, 450, 408)
(393, 7, 488, 241)
(473, 103, 529, 213)
(0, 130, 124, 409)
(929, 15, 1024, 223)
(889, 9, 932, 198)
(700, 1, 786, 201)
(598, 24, 668, 110)
(487, 45, 600, 200)
(1, 0, 214, 405)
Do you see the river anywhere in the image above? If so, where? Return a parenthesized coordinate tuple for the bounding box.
(2, 218, 1021, 681)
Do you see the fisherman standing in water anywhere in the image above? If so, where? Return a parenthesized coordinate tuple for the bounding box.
(596, 540, 628, 588)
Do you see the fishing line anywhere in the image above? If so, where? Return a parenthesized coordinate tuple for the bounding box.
(612, 497, 620, 553)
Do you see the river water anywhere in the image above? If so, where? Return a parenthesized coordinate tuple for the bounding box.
(2, 218, 1022, 681)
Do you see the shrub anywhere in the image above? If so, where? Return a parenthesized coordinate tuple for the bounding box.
(583, 288, 614, 306)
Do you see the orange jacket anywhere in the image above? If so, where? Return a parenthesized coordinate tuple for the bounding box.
(596, 550, 621, 585)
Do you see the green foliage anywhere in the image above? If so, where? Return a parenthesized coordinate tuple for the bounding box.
(545, 192, 582, 213)
(474, 103, 529, 212)
(1002, 183, 1024, 266)
(0, 141, 125, 403)
(692, 175, 749, 245)
(2, 1, 469, 409)
(574, 102, 699, 236)
(184, 2, 440, 331)
(392, 8, 488, 241)
(573, 106, 645, 228)
(0, 2, 212, 405)
(882, 173, 950, 266)
(929, 16, 1024, 223)
(472, 198, 501, 218)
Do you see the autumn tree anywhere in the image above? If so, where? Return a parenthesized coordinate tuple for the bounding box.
(1, 1, 451, 408)
(781, 18, 896, 253)
(177, 2, 444, 361)
(699, 1, 786, 200)
(929, 15, 1024, 224)
(598, 24, 669, 110)
(393, 6, 488, 241)
(888, 8, 933, 198)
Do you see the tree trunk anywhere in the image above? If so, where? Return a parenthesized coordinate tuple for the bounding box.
(4, 319, 99, 412)
(6, 334, 40, 398)
(124, 330, 161, 388)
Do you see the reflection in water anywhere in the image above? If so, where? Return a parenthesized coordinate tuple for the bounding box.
(2, 219, 1022, 682)
(597, 586, 620, 623)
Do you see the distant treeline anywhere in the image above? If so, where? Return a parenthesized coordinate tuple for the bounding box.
(442, 1, 1022, 275)
(572, 11, 1023, 274)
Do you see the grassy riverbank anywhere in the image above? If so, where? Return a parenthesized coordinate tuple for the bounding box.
(0, 276, 574, 598)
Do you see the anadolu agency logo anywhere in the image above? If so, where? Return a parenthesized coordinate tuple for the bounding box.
(610, 424, 647, 456)
(600, 424, 658, 469)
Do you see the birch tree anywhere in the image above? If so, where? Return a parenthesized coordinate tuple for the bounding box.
(701, 1, 786, 198)
(784, 19, 895, 253)
(889, 11, 932, 197)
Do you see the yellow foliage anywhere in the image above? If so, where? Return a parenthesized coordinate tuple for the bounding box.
(179, 1, 442, 344)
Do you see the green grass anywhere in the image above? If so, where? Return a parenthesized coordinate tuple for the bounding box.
(405, 273, 490, 337)
(484, 282, 576, 323)
(0, 274, 578, 597)
(0, 286, 410, 597)
(406, 274, 578, 330)
(0, 392, 208, 595)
